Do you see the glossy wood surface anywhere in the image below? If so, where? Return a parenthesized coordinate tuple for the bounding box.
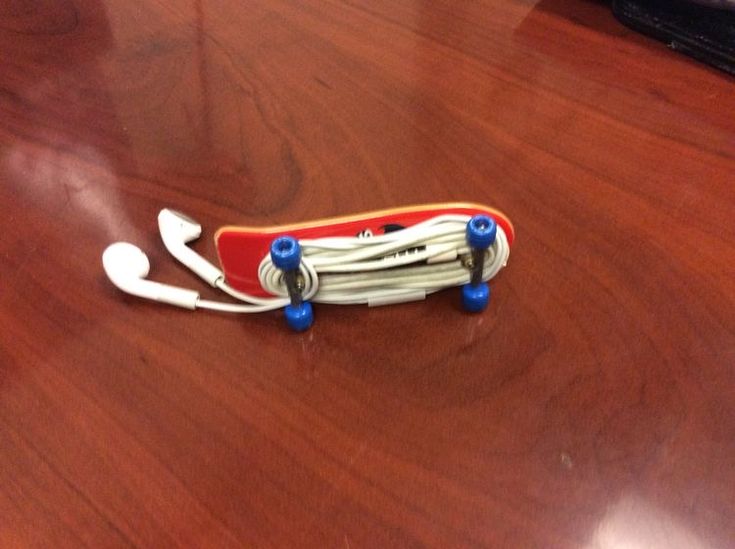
(1, 0, 734, 547)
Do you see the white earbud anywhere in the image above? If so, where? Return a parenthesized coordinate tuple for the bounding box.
(102, 242, 200, 309)
(158, 209, 223, 286)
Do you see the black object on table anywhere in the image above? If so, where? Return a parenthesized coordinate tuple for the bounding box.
(613, 0, 735, 76)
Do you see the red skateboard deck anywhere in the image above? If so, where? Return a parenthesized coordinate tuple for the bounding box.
(215, 203, 514, 297)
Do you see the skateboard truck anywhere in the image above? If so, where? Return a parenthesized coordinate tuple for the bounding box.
(269, 235, 314, 331)
(462, 214, 497, 312)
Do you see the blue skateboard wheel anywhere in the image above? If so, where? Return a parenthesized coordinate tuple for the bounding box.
(270, 236, 301, 271)
(466, 215, 497, 250)
(285, 302, 313, 332)
(462, 283, 490, 313)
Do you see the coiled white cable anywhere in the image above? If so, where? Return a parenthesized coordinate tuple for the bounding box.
(206, 214, 509, 312)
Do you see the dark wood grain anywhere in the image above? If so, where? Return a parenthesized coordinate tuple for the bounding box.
(1, 0, 734, 546)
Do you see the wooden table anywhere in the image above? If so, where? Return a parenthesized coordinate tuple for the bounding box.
(1, 1, 733, 546)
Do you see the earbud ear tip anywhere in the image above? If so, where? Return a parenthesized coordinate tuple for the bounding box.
(102, 242, 151, 281)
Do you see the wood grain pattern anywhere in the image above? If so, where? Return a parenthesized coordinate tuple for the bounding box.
(1, 0, 734, 546)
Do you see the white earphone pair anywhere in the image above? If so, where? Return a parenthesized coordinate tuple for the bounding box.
(102, 209, 293, 313)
